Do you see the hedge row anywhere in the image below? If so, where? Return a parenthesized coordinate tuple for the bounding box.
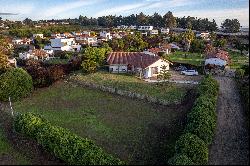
(14, 112, 124, 165)
(21, 57, 82, 88)
(168, 75, 219, 165)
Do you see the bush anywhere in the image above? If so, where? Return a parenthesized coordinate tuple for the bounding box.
(14, 112, 48, 138)
(197, 75, 219, 96)
(14, 113, 124, 165)
(168, 154, 194, 165)
(48, 65, 66, 81)
(235, 68, 245, 78)
(185, 109, 216, 145)
(0, 68, 33, 101)
(175, 133, 208, 165)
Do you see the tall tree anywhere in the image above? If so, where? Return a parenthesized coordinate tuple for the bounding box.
(0, 52, 10, 74)
(221, 19, 240, 33)
(181, 29, 195, 52)
(163, 11, 177, 29)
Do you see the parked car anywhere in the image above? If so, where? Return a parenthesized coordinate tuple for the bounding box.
(181, 70, 199, 76)
(174, 65, 187, 71)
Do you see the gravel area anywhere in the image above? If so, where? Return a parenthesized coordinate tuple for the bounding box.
(208, 77, 249, 165)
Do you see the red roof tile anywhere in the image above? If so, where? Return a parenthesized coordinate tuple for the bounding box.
(206, 49, 230, 62)
(107, 52, 161, 68)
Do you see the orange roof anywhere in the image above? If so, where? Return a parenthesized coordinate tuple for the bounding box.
(206, 49, 230, 62)
(32, 49, 48, 58)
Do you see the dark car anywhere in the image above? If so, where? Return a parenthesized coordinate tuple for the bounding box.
(174, 65, 187, 71)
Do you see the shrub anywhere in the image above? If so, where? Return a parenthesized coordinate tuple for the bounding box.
(25, 65, 52, 88)
(194, 94, 217, 111)
(14, 112, 48, 138)
(185, 109, 216, 145)
(197, 75, 219, 96)
(235, 68, 245, 78)
(14, 113, 124, 165)
(68, 56, 82, 71)
(175, 133, 208, 165)
(168, 154, 194, 165)
(48, 65, 66, 81)
(0, 68, 33, 101)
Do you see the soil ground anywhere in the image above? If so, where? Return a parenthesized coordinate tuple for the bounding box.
(208, 76, 249, 165)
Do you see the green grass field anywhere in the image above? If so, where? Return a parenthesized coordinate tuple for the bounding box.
(0, 127, 30, 165)
(44, 58, 69, 65)
(226, 49, 249, 69)
(13, 81, 192, 164)
(70, 71, 187, 104)
(164, 51, 205, 66)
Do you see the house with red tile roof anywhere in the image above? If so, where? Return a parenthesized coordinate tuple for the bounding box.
(205, 49, 231, 67)
(107, 52, 171, 78)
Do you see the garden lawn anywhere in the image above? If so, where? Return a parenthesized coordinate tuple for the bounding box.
(13, 81, 193, 165)
(70, 71, 187, 104)
(226, 49, 249, 69)
(164, 51, 205, 66)
(44, 58, 69, 65)
(0, 127, 30, 165)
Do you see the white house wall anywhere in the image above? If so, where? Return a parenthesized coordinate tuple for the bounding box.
(144, 59, 170, 78)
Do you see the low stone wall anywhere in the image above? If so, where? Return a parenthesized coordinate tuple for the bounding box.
(69, 80, 181, 106)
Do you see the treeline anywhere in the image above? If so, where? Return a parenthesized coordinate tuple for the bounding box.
(8, 25, 83, 38)
(78, 12, 218, 32)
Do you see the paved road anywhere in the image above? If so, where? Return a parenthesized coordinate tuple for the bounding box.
(208, 77, 249, 165)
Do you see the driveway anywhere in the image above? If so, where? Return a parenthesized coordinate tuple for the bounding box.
(208, 77, 249, 165)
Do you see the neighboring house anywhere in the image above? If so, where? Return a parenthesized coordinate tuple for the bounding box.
(12, 39, 23, 45)
(107, 52, 171, 78)
(161, 28, 170, 34)
(19, 49, 49, 60)
(100, 31, 112, 40)
(205, 49, 230, 69)
(82, 31, 91, 36)
(138, 26, 154, 31)
(51, 33, 61, 38)
(44, 38, 81, 52)
(150, 30, 159, 35)
(72, 32, 82, 36)
(145, 44, 172, 55)
(60, 32, 74, 38)
(75, 35, 97, 46)
(8, 58, 17, 67)
(12, 38, 32, 45)
(196, 32, 210, 39)
(33, 34, 44, 38)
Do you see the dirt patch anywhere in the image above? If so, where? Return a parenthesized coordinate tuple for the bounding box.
(0, 108, 65, 165)
(208, 77, 249, 165)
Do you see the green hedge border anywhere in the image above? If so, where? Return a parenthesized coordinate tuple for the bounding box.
(14, 112, 125, 165)
(168, 75, 219, 165)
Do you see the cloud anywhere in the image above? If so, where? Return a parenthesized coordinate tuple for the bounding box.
(0, 3, 34, 15)
(36, 0, 102, 19)
(174, 7, 249, 26)
(0, 13, 18, 15)
(93, 0, 197, 17)
(93, 3, 150, 17)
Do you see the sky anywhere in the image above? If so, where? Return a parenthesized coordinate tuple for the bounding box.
(0, 0, 249, 27)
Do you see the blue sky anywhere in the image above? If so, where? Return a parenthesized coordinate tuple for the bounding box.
(0, 0, 249, 27)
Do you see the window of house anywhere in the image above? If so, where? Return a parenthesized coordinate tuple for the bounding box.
(151, 67, 158, 74)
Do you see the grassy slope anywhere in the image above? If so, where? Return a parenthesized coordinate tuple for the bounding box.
(226, 50, 249, 69)
(0, 127, 30, 165)
(13, 81, 190, 164)
(70, 71, 187, 104)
